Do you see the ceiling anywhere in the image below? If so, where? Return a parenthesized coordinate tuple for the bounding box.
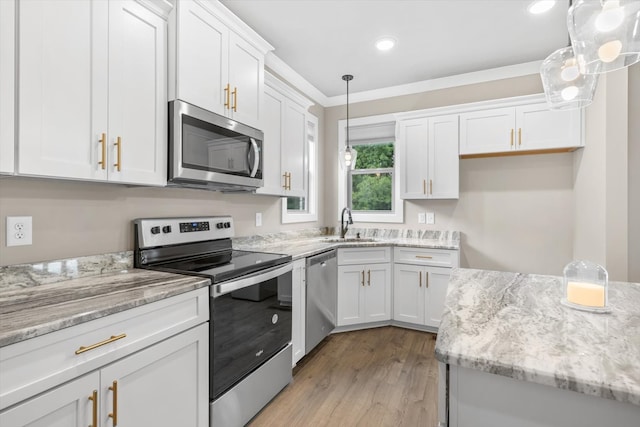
(220, 0, 571, 100)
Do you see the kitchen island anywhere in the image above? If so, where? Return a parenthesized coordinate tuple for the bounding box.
(435, 268, 640, 427)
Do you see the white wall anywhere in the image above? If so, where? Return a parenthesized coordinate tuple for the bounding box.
(628, 63, 640, 282)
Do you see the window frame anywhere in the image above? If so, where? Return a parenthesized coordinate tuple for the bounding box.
(338, 113, 404, 223)
(282, 113, 318, 223)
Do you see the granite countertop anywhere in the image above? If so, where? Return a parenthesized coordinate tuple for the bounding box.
(233, 227, 460, 259)
(0, 268, 210, 347)
(435, 268, 640, 406)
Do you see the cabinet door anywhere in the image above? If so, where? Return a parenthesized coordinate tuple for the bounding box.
(428, 114, 459, 199)
(363, 264, 391, 323)
(18, 0, 109, 180)
(256, 87, 286, 195)
(228, 32, 263, 129)
(516, 103, 582, 151)
(176, 0, 228, 117)
(337, 265, 365, 326)
(459, 107, 515, 155)
(424, 267, 451, 328)
(281, 100, 307, 197)
(0, 0, 15, 174)
(291, 259, 306, 366)
(108, 0, 167, 186)
(0, 372, 99, 427)
(398, 118, 429, 199)
(100, 323, 208, 427)
(393, 264, 424, 324)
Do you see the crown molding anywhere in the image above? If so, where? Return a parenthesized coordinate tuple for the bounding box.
(265, 53, 329, 106)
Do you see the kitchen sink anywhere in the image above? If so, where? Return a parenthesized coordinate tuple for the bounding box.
(322, 237, 378, 243)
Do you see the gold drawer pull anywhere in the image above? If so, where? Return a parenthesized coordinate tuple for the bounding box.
(361, 270, 365, 287)
(419, 271, 422, 287)
(518, 127, 522, 146)
(88, 390, 98, 427)
(114, 136, 122, 171)
(510, 128, 514, 147)
(98, 133, 106, 170)
(429, 179, 433, 195)
(224, 83, 230, 108)
(426, 272, 429, 288)
(109, 380, 119, 426)
(423, 179, 426, 194)
(367, 270, 371, 286)
(415, 255, 433, 259)
(232, 87, 238, 112)
(75, 333, 127, 355)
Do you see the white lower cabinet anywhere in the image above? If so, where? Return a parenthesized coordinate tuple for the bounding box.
(0, 288, 209, 427)
(337, 248, 391, 327)
(393, 264, 451, 329)
(291, 258, 306, 366)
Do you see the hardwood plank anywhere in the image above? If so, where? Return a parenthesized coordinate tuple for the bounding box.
(248, 326, 438, 427)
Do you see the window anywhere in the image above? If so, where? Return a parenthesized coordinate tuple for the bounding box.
(338, 114, 404, 223)
(282, 114, 318, 223)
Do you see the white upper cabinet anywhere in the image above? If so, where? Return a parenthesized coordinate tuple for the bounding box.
(398, 114, 459, 199)
(0, 0, 15, 175)
(459, 100, 583, 156)
(170, 0, 273, 130)
(256, 72, 313, 197)
(17, 0, 168, 185)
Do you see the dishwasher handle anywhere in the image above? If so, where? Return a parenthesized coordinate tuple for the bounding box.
(307, 249, 336, 268)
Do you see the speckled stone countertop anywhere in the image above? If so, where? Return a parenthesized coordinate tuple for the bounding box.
(435, 268, 640, 406)
(233, 227, 460, 259)
(0, 255, 209, 347)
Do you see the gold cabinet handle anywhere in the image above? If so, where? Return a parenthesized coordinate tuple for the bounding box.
(510, 128, 514, 147)
(367, 270, 371, 286)
(114, 136, 122, 171)
(109, 380, 118, 426)
(425, 272, 429, 288)
(224, 83, 230, 109)
(287, 172, 291, 190)
(88, 390, 98, 427)
(429, 179, 433, 195)
(518, 128, 522, 146)
(75, 333, 127, 355)
(419, 271, 422, 287)
(423, 179, 426, 195)
(361, 270, 365, 287)
(282, 172, 288, 190)
(98, 133, 106, 170)
(232, 87, 238, 112)
(415, 255, 433, 259)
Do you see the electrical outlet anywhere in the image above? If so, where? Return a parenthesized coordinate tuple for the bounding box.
(426, 212, 435, 225)
(418, 212, 426, 224)
(255, 212, 262, 227)
(7, 216, 33, 246)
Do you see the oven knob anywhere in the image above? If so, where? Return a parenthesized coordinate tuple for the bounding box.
(224, 222, 231, 228)
(150, 226, 160, 235)
(162, 225, 172, 233)
(216, 222, 224, 229)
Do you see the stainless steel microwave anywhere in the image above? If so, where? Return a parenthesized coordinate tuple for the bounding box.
(168, 100, 263, 191)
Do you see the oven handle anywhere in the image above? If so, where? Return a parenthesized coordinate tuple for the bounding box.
(249, 138, 260, 178)
(213, 262, 292, 297)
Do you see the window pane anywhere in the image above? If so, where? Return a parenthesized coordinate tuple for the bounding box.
(351, 173, 392, 211)
(353, 142, 394, 169)
(287, 196, 306, 211)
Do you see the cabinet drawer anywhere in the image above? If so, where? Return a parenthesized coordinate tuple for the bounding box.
(338, 247, 391, 265)
(394, 247, 459, 268)
(0, 287, 208, 410)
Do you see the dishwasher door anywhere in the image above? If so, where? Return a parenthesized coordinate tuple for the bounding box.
(305, 249, 337, 354)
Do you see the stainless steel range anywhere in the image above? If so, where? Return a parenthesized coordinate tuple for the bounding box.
(133, 217, 293, 427)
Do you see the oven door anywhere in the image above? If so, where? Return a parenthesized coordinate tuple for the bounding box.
(210, 263, 292, 400)
(169, 100, 263, 189)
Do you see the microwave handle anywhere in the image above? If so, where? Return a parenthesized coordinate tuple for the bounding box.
(249, 138, 260, 178)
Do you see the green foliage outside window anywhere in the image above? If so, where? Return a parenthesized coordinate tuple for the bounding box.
(350, 142, 394, 212)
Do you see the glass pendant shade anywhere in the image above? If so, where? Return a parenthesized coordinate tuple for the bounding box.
(340, 145, 357, 170)
(568, 0, 640, 74)
(540, 46, 599, 110)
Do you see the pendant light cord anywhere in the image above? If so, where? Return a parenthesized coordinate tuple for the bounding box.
(342, 74, 353, 150)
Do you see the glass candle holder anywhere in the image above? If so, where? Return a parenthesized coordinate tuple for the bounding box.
(561, 260, 610, 313)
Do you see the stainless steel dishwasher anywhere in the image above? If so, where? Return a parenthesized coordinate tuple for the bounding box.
(305, 249, 337, 353)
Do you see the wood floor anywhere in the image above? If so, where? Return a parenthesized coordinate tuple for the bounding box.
(249, 326, 439, 427)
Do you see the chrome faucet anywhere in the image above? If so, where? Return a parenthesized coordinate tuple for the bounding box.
(340, 207, 353, 239)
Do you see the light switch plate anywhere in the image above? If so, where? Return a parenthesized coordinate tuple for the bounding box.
(418, 213, 426, 224)
(7, 216, 33, 246)
(426, 212, 435, 225)
(255, 212, 262, 227)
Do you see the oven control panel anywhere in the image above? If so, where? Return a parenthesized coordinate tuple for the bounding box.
(134, 217, 234, 248)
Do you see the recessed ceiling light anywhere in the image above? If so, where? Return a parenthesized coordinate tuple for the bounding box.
(528, 0, 556, 14)
(375, 37, 396, 51)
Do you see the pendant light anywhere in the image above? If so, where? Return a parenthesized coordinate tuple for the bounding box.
(540, 1, 599, 110)
(568, 0, 640, 75)
(340, 74, 357, 170)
